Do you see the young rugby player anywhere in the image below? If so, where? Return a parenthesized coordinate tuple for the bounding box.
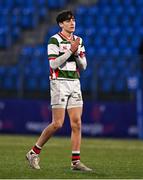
(26, 10, 92, 172)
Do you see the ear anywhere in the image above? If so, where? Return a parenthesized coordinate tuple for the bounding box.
(59, 22, 63, 28)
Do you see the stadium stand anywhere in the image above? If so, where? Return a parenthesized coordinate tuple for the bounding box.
(0, 0, 142, 100)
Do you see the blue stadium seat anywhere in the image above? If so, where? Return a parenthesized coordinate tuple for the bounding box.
(34, 45, 47, 56)
(25, 77, 38, 90)
(8, 1, 141, 94)
(117, 59, 127, 69)
(113, 6, 123, 15)
(75, 6, 87, 17)
(15, 0, 35, 7)
(45, 26, 60, 43)
(0, 67, 7, 88)
(111, 48, 120, 56)
(21, 7, 39, 29)
(99, 27, 108, 36)
(118, 36, 128, 48)
(40, 77, 50, 90)
(48, 0, 67, 9)
(87, 47, 96, 60)
(23, 0, 35, 7)
(38, 0, 48, 6)
(96, 16, 106, 26)
(85, 27, 96, 37)
(98, 47, 108, 55)
(21, 46, 34, 56)
(12, 26, 21, 41)
(114, 77, 126, 92)
(136, 0, 143, 5)
(108, 16, 118, 26)
(121, 16, 131, 26)
(83, 16, 95, 26)
(97, 66, 106, 78)
(101, 79, 112, 92)
(37, 0, 48, 19)
(0, 25, 12, 48)
(3, 66, 18, 90)
(75, 27, 85, 37)
(0, 0, 14, 9)
(110, 0, 120, 6)
(125, 6, 136, 16)
(3, 76, 14, 89)
(11, 8, 21, 41)
(11, 8, 21, 26)
(88, 6, 98, 16)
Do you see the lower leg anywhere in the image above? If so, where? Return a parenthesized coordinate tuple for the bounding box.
(36, 123, 58, 147)
(71, 127, 81, 164)
(71, 129, 81, 151)
(31, 108, 65, 154)
(68, 107, 82, 164)
(31, 123, 59, 154)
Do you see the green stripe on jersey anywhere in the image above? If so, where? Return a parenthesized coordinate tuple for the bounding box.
(58, 70, 79, 79)
(48, 54, 58, 58)
(48, 37, 59, 46)
(60, 41, 71, 44)
(81, 40, 84, 47)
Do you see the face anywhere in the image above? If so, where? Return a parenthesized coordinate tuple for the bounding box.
(59, 17, 76, 34)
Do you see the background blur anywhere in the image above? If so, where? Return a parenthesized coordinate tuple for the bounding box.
(0, 0, 143, 138)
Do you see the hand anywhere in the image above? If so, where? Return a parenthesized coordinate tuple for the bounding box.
(70, 38, 80, 53)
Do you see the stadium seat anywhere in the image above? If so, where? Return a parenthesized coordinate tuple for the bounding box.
(88, 6, 98, 16)
(0, 0, 14, 9)
(114, 77, 126, 92)
(1, 0, 141, 94)
(21, 7, 39, 29)
(40, 76, 50, 90)
(47, 0, 67, 9)
(0, 25, 12, 48)
(100, 79, 112, 92)
(75, 5, 87, 17)
(25, 77, 38, 90)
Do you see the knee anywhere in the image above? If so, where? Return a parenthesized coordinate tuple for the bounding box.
(71, 118, 81, 131)
(52, 120, 63, 130)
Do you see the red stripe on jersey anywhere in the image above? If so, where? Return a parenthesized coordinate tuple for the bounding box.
(55, 68, 59, 77)
(79, 51, 85, 58)
(48, 57, 56, 61)
(50, 68, 59, 79)
(59, 32, 74, 41)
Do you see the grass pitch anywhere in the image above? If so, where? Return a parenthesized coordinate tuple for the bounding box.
(0, 135, 143, 179)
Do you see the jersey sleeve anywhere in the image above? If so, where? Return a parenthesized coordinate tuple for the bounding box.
(79, 38, 86, 53)
(75, 38, 87, 70)
(47, 37, 59, 60)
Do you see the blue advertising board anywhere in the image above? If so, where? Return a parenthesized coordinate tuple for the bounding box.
(0, 99, 137, 137)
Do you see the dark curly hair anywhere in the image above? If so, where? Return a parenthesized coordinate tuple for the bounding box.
(56, 10, 74, 25)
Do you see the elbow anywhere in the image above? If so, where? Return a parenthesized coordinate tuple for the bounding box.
(83, 63, 87, 70)
(50, 61, 58, 70)
(80, 62, 87, 70)
(50, 64, 57, 70)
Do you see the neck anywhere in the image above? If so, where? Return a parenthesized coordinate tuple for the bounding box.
(60, 30, 73, 40)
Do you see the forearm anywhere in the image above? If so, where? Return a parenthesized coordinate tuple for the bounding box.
(76, 56, 87, 70)
(49, 50, 72, 70)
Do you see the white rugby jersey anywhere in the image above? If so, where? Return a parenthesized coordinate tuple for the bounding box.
(47, 32, 87, 80)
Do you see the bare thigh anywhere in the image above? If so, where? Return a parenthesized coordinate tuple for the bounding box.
(68, 107, 83, 126)
(52, 108, 66, 127)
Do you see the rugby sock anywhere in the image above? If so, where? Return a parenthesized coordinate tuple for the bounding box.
(32, 144, 42, 154)
(72, 151, 80, 165)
